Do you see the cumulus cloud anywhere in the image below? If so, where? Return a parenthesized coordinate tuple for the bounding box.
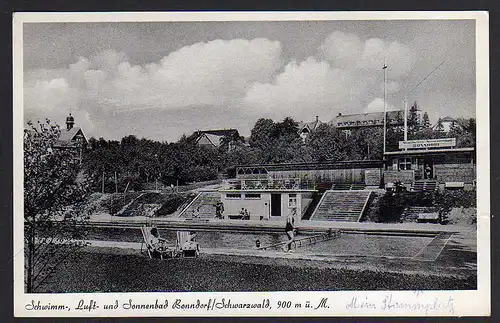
(24, 31, 417, 139)
(243, 57, 355, 120)
(81, 38, 282, 110)
(242, 31, 415, 122)
(318, 31, 416, 78)
(365, 97, 397, 113)
(24, 38, 283, 137)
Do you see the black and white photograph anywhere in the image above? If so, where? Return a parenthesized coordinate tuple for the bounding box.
(13, 11, 490, 317)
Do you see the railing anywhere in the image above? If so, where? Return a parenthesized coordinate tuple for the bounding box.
(177, 192, 203, 217)
(258, 229, 341, 251)
(223, 178, 316, 190)
(357, 191, 373, 222)
(384, 170, 415, 184)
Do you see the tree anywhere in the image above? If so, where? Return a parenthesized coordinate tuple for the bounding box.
(347, 127, 384, 160)
(306, 124, 348, 162)
(435, 118, 444, 133)
(408, 101, 421, 138)
(421, 112, 431, 130)
(448, 117, 476, 148)
(24, 119, 92, 292)
(248, 118, 275, 162)
(248, 117, 303, 163)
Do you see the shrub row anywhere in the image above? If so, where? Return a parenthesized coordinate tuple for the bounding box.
(375, 189, 476, 223)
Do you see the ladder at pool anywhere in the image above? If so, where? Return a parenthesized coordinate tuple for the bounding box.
(258, 229, 341, 251)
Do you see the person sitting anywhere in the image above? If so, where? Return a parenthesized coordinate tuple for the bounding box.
(239, 208, 245, 219)
(149, 227, 168, 258)
(243, 209, 250, 220)
(254, 239, 261, 249)
(181, 231, 200, 257)
(192, 207, 200, 218)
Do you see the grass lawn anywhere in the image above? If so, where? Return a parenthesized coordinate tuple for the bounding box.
(36, 249, 476, 293)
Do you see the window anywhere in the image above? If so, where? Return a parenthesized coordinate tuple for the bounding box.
(288, 194, 297, 208)
(399, 158, 412, 170)
(245, 193, 261, 200)
(226, 193, 241, 199)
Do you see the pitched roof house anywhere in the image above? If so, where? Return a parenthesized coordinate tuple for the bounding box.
(432, 116, 465, 132)
(194, 129, 241, 149)
(53, 113, 88, 148)
(298, 116, 323, 141)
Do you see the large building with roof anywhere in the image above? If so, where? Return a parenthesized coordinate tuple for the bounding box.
(328, 110, 405, 129)
(296, 110, 405, 140)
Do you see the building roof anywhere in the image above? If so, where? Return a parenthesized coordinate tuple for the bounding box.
(59, 127, 82, 142)
(196, 133, 221, 147)
(198, 129, 239, 137)
(298, 118, 322, 133)
(432, 116, 466, 131)
(440, 116, 456, 122)
(328, 110, 404, 128)
(195, 129, 240, 147)
(55, 127, 87, 147)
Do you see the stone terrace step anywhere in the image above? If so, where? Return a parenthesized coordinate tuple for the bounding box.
(179, 191, 221, 219)
(310, 190, 371, 223)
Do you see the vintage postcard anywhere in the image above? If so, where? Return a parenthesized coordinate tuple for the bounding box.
(13, 11, 490, 317)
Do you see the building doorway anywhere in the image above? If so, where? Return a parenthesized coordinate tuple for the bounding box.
(271, 194, 281, 217)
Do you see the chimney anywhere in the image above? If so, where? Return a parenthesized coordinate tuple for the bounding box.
(66, 113, 75, 130)
(315, 116, 319, 122)
(338, 112, 342, 117)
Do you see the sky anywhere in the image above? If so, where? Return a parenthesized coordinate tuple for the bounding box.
(23, 19, 476, 142)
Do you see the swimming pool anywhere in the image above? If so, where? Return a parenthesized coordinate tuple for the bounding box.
(85, 227, 433, 258)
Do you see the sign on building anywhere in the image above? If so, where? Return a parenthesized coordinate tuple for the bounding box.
(399, 138, 456, 149)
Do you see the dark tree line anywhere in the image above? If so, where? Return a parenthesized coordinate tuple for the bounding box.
(81, 111, 476, 191)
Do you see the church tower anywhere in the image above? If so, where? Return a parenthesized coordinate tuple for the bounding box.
(66, 113, 75, 130)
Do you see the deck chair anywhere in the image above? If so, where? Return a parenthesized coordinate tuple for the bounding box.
(176, 231, 200, 258)
(141, 226, 174, 260)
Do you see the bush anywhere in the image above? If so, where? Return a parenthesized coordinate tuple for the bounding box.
(438, 190, 476, 208)
(374, 189, 476, 223)
(180, 166, 218, 183)
(375, 192, 406, 222)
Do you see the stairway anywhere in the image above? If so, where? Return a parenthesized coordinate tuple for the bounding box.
(310, 190, 372, 222)
(301, 193, 322, 220)
(411, 180, 438, 192)
(178, 191, 221, 219)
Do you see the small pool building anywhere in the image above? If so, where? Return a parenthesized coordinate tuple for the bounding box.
(220, 178, 317, 221)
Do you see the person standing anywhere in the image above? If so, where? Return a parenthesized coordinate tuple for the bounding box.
(215, 201, 224, 219)
(284, 209, 296, 252)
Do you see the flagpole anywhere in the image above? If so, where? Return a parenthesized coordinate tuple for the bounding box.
(404, 95, 408, 142)
(404, 60, 445, 144)
(383, 59, 387, 154)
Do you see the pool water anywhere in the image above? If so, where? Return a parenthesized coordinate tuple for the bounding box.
(300, 234, 433, 258)
(85, 227, 432, 258)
